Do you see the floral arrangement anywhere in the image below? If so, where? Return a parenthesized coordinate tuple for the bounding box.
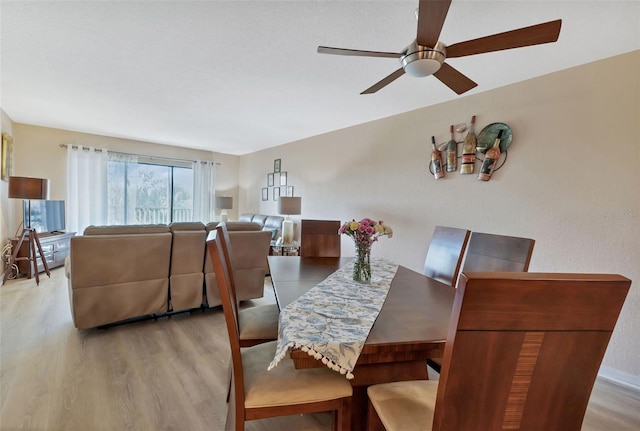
(338, 218, 393, 283)
(338, 218, 393, 248)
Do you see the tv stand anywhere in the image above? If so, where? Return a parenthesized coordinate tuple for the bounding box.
(9, 231, 76, 279)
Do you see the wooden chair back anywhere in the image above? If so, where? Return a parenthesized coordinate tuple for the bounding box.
(461, 232, 535, 273)
(429, 231, 535, 374)
(216, 223, 240, 310)
(423, 226, 471, 287)
(300, 219, 341, 257)
(206, 228, 245, 389)
(433, 272, 631, 431)
(217, 222, 278, 348)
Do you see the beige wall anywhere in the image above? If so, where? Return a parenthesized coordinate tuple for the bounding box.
(1, 109, 15, 262)
(4, 124, 240, 233)
(239, 51, 640, 380)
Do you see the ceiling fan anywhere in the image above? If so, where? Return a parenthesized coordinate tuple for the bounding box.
(318, 0, 562, 95)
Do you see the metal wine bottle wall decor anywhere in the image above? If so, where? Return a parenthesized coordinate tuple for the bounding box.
(429, 117, 512, 181)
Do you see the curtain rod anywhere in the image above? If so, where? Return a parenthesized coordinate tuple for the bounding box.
(59, 143, 220, 165)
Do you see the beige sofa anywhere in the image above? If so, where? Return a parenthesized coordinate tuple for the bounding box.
(66, 222, 271, 329)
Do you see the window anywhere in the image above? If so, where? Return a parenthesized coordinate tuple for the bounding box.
(107, 155, 194, 225)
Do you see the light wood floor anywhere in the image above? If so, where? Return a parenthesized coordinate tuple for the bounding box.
(1, 268, 639, 430)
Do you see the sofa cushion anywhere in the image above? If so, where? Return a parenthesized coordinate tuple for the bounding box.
(169, 222, 207, 311)
(227, 222, 262, 231)
(169, 221, 206, 232)
(251, 214, 268, 228)
(238, 213, 256, 223)
(84, 224, 170, 235)
(206, 222, 261, 232)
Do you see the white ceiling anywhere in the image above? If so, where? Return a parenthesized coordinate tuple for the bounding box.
(1, 1, 639, 155)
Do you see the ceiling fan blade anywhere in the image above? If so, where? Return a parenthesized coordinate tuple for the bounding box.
(361, 68, 406, 94)
(416, 0, 452, 47)
(318, 46, 402, 59)
(446, 19, 562, 58)
(433, 63, 477, 95)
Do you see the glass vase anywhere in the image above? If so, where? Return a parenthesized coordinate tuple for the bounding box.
(353, 243, 371, 283)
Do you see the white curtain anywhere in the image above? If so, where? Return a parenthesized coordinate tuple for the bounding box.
(193, 160, 216, 223)
(107, 152, 138, 224)
(66, 145, 108, 233)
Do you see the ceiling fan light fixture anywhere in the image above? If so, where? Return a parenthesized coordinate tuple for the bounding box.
(401, 41, 446, 77)
(403, 57, 442, 77)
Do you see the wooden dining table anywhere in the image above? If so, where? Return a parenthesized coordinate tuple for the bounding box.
(268, 256, 456, 430)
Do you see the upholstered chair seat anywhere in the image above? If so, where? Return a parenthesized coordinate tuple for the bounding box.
(242, 341, 352, 409)
(367, 380, 437, 431)
(238, 304, 279, 346)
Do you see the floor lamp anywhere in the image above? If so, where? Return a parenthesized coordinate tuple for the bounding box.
(2, 176, 51, 286)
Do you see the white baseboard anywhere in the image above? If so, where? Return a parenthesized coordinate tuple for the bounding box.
(599, 366, 640, 392)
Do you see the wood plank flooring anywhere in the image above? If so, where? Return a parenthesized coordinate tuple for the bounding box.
(1, 268, 638, 430)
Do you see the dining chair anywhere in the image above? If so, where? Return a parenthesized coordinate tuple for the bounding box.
(428, 230, 535, 373)
(217, 223, 279, 348)
(299, 219, 341, 257)
(207, 226, 353, 431)
(367, 272, 631, 431)
(423, 226, 471, 287)
(460, 231, 535, 273)
(215, 223, 279, 403)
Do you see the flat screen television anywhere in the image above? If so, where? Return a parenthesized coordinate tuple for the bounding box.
(24, 200, 66, 233)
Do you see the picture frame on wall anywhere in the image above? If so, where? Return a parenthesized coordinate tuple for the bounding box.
(286, 186, 294, 197)
(267, 173, 274, 187)
(1, 133, 13, 182)
(273, 186, 280, 201)
(280, 171, 287, 186)
(262, 187, 268, 201)
(274, 159, 281, 173)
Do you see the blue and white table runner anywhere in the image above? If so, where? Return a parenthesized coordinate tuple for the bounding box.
(268, 258, 398, 379)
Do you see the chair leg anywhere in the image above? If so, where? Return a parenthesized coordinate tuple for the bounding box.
(335, 398, 352, 431)
(225, 387, 241, 431)
(226, 357, 232, 403)
(366, 398, 386, 431)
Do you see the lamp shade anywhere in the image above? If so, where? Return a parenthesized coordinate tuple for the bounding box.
(278, 196, 301, 215)
(8, 176, 50, 200)
(216, 196, 233, 210)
